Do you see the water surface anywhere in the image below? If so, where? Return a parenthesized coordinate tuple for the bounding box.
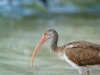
(0, 17, 100, 75)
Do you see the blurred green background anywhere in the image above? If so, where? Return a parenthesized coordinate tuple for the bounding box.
(0, 0, 100, 75)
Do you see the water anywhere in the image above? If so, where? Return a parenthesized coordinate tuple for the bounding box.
(0, 17, 100, 75)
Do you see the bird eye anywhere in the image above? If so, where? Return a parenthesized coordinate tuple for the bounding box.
(44, 32, 47, 35)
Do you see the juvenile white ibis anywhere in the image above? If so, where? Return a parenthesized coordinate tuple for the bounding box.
(31, 28, 100, 75)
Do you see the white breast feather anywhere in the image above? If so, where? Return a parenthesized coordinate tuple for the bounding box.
(63, 52, 79, 69)
(66, 45, 75, 48)
(63, 53, 100, 70)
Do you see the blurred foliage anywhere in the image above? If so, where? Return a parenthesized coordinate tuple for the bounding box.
(62, 0, 100, 6)
(0, 0, 100, 19)
(23, 12, 100, 20)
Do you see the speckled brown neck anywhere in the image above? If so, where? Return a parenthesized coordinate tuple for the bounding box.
(50, 30, 58, 51)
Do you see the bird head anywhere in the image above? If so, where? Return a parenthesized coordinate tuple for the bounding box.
(31, 28, 54, 67)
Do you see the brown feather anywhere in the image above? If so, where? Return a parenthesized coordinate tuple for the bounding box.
(64, 40, 100, 66)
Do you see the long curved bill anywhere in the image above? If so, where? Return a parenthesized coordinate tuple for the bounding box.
(31, 33, 47, 67)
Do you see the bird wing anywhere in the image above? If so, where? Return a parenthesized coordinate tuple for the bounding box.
(64, 40, 100, 66)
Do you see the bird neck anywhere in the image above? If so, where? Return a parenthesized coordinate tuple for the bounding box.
(50, 31, 58, 51)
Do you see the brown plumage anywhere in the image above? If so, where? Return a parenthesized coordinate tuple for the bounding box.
(64, 41, 100, 66)
(31, 28, 100, 75)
